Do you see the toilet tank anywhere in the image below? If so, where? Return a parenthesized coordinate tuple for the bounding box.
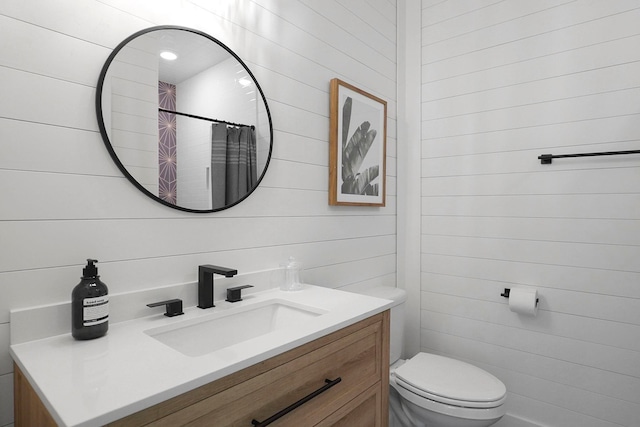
(355, 286, 406, 364)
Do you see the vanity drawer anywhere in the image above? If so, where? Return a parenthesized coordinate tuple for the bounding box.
(315, 382, 384, 427)
(110, 311, 389, 427)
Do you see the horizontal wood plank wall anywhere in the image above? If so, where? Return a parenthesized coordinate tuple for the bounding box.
(0, 1, 398, 425)
(420, 1, 640, 426)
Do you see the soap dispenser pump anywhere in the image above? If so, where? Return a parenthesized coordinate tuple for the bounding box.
(72, 259, 109, 340)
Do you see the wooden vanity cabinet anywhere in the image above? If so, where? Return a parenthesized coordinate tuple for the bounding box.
(13, 365, 58, 427)
(15, 311, 389, 427)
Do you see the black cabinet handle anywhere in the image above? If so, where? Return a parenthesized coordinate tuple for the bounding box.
(251, 377, 342, 426)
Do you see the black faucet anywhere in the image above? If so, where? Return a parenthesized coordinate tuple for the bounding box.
(198, 265, 238, 309)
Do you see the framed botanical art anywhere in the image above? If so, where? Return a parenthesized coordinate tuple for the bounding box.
(329, 78, 387, 206)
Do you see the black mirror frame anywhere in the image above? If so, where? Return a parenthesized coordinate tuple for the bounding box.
(96, 25, 273, 213)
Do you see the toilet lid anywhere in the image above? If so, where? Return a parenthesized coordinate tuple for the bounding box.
(394, 353, 506, 407)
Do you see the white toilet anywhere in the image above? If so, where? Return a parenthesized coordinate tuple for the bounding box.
(360, 287, 507, 427)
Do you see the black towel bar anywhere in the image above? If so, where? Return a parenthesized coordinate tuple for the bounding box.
(538, 149, 640, 164)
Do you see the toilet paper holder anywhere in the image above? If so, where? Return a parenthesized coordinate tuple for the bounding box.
(501, 288, 539, 306)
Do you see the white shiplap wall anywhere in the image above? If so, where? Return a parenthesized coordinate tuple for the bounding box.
(0, 1, 397, 425)
(421, 1, 640, 427)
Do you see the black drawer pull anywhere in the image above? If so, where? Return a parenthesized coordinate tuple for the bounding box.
(251, 377, 342, 426)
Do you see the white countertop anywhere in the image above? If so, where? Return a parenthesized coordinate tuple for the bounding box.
(10, 285, 392, 427)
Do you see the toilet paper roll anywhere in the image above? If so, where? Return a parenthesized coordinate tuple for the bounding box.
(508, 287, 538, 316)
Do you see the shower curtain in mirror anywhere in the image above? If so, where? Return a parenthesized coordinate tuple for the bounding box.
(211, 123, 257, 209)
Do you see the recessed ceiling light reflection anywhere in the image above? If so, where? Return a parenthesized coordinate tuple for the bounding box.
(160, 51, 178, 61)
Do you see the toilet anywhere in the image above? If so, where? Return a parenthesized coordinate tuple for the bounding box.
(359, 287, 506, 427)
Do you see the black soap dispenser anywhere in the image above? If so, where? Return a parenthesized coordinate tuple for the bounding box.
(72, 259, 109, 340)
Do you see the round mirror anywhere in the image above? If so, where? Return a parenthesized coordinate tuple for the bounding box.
(96, 26, 272, 212)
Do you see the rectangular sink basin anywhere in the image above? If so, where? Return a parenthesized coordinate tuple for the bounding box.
(145, 299, 326, 357)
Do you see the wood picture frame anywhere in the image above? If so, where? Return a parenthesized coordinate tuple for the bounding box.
(329, 78, 387, 206)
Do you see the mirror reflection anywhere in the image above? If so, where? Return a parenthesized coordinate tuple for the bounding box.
(97, 26, 272, 212)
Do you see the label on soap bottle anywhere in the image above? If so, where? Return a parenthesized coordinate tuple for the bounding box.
(83, 296, 109, 326)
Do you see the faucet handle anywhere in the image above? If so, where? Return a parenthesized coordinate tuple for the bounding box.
(147, 299, 184, 317)
(226, 285, 254, 303)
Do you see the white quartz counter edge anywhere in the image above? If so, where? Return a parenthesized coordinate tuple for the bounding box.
(10, 285, 393, 427)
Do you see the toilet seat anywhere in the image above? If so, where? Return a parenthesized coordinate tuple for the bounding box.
(390, 376, 506, 423)
(394, 353, 506, 409)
